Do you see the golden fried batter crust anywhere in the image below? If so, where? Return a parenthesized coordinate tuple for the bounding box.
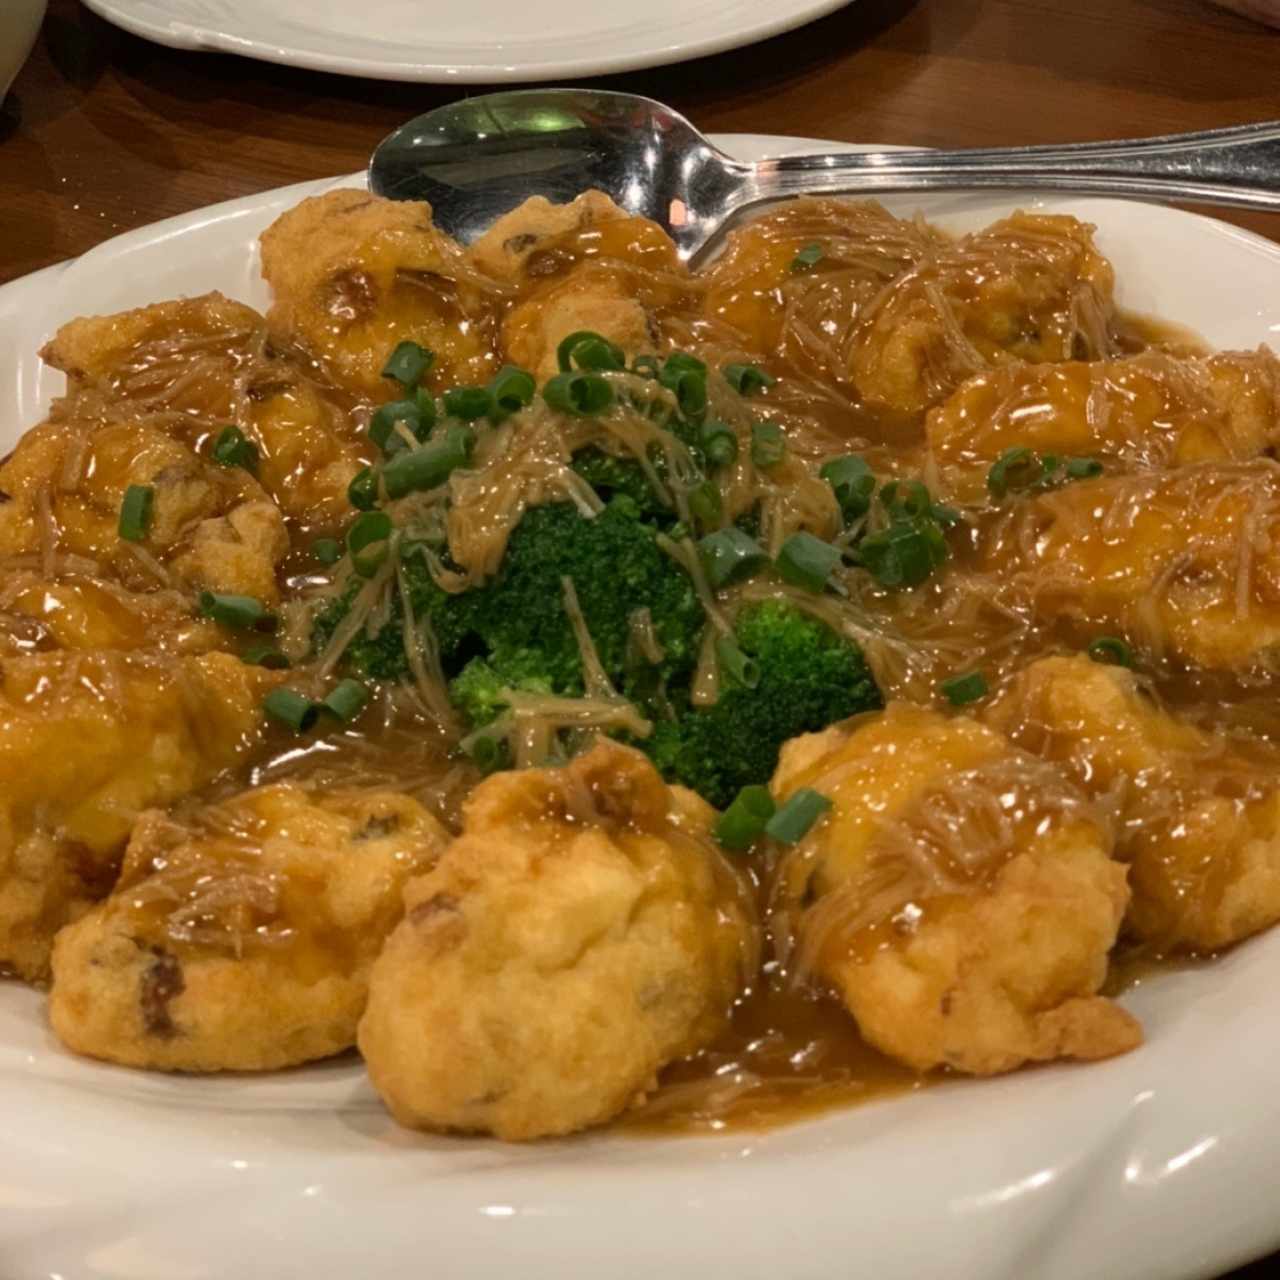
(772, 704, 1139, 1075)
(0, 650, 275, 981)
(50, 785, 448, 1071)
(358, 740, 756, 1139)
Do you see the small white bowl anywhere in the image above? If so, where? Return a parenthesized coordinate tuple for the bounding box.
(1, 0, 46, 103)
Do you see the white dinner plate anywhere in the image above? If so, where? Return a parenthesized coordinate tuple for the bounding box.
(4, 136, 1280, 1280)
(79, 0, 855, 82)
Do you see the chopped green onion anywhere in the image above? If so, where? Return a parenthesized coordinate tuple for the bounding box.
(790, 242, 824, 273)
(856, 518, 948, 589)
(117, 484, 154, 543)
(821, 455, 876, 522)
(198, 591, 276, 632)
(751, 421, 787, 469)
(319, 678, 370, 723)
(370, 398, 428, 453)
(723, 363, 775, 396)
(667, 521, 691, 542)
(211, 425, 259, 473)
(715, 785, 776, 852)
(658, 352, 708, 420)
(698, 528, 768, 588)
(557, 330, 626, 373)
(688, 480, 723, 529)
(765, 788, 832, 843)
(701, 421, 739, 469)
(263, 687, 318, 733)
(347, 510, 393, 578)
(987, 447, 1042, 499)
(880, 479, 933, 520)
(312, 537, 343, 566)
(775, 532, 842, 593)
(939, 671, 988, 706)
(488, 365, 537, 417)
(1066, 457, 1104, 480)
(381, 425, 474, 500)
(382, 341, 434, 389)
(442, 386, 494, 422)
(542, 371, 615, 417)
(347, 466, 379, 511)
(716, 635, 760, 689)
(1087, 636, 1133, 667)
(242, 642, 290, 670)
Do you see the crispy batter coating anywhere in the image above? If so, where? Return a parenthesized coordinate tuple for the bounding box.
(259, 189, 499, 400)
(850, 212, 1116, 413)
(49, 784, 448, 1071)
(0, 650, 274, 981)
(474, 192, 690, 378)
(42, 292, 368, 526)
(0, 408, 288, 606)
(975, 459, 1280, 672)
(772, 704, 1139, 1075)
(927, 347, 1280, 498)
(987, 655, 1280, 950)
(358, 741, 757, 1139)
(699, 197, 946, 366)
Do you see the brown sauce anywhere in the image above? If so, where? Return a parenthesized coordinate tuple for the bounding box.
(13, 193, 1280, 1135)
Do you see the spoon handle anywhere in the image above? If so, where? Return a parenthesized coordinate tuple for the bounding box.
(741, 121, 1280, 213)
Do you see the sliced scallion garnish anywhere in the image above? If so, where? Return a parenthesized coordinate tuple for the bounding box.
(715, 785, 776, 852)
(488, 365, 537, 417)
(751, 421, 786, 469)
(765, 788, 832, 843)
(117, 484, 154, 543)
(381, 425, 474, 500)
(820, 455, 876, 522)
(347, 467, 379, 512)
(701, 421, 739, 469)
(723, 363, 775, 397)
(312, 537, 343, 566)
(698, 528, 768, 589)
(775, 532, 841, 593)
(542, 371, 615, 417)
(347, 510, 393, 578)
(939, 671, 988, 706)
(442, 386, 493, 422)
(715, 635, 760, 689)
(381, 341, 434, 390)
(1088, 636, 1133, 667)
(790, 242, 824, 273)
(557, 330, 626, 373)
(211, 425, 259, 473)
(242, 642, 290, 670)
(319, 678, 370, 723)
(198, 591, 276, 632)
(263, 687, 319, 733)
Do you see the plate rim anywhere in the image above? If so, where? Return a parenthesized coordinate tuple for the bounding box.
(5, 136, 1280, 1280)
(79, 0, 856, 83)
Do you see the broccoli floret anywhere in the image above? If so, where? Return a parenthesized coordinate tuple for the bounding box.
(448, 657, 553, 727)
(315, 498, 705, 710)
(570, 448, 672, 522)
(644, 600, 881, 808)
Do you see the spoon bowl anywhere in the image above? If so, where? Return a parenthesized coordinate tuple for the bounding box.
(369, 89, 1280, 263)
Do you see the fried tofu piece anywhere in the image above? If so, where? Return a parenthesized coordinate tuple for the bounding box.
(0, 410, 288, 607)
(772, 704, 1139, 1075)
(974, 460, 1280, 672)
(850, 212, 1116, 414)
(926, 348, 1280, 498)
(483, 193, 691, 379)
(42, 293, 369, 526)
(699, 197, 947, 366)
(259, 189, 499, 400)
(358, 740, 757, 1140)
(987, 655, 1280, 951)
(49, 785, 448, 1071)
(0, 651, 274, 981)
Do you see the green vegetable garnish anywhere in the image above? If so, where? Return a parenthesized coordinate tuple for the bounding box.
(263, 688, 319, 733)
(442, 386, 494, 422)
(319, 678, 370, 723)
(765, 787, 832, 842)
(241, 642, 291, 670)
(312, 537, 343, 566)
(751, 421, 786, 469)
(790, 242, 824, 273)
(117, 484, 154, 543)
(211, 425, 259, 473)
(542, 371, 615, 416)
(346, 511, 393, 578)
(381, 425, 474, 499)
(557, 330, 626, 373)
(198, 591, 276, 632)
(488, 365, 537, 417)
(347, 467, 379, 511)
(821, 455, 876, 522)
(688, 480, 723, 530)
(698, 527, 767, 588)
(369, 398, 432, 454)
(715, 785, 776, 851)
(701, 421, 739, 469)
(723, 363, 775, 396)
(1088, 636, 1133, 667)
(939, 671, 988, 706)
(715, 634, 760, 689)
(776, 532, 842, 594)
(381, 341, 434, 390)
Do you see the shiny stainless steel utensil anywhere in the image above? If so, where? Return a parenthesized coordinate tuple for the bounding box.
(369, 89, 1280, 263)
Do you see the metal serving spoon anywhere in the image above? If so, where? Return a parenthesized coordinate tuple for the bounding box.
(369, 89, 1280, 264)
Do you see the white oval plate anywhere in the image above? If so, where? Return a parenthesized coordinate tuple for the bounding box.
(4, 137, 1280, 1280)
(79, 0, 855, 82)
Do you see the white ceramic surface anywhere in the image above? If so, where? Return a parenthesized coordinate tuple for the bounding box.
(4, 137, 1280, 1280)
(79, 0, 854, 82)
(0, 0, 46, 101)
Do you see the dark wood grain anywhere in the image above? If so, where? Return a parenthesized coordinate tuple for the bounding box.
(2, 2, 1280, 1274)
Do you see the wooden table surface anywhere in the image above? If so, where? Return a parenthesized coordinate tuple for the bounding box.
(1, 0, 1279, 1274)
